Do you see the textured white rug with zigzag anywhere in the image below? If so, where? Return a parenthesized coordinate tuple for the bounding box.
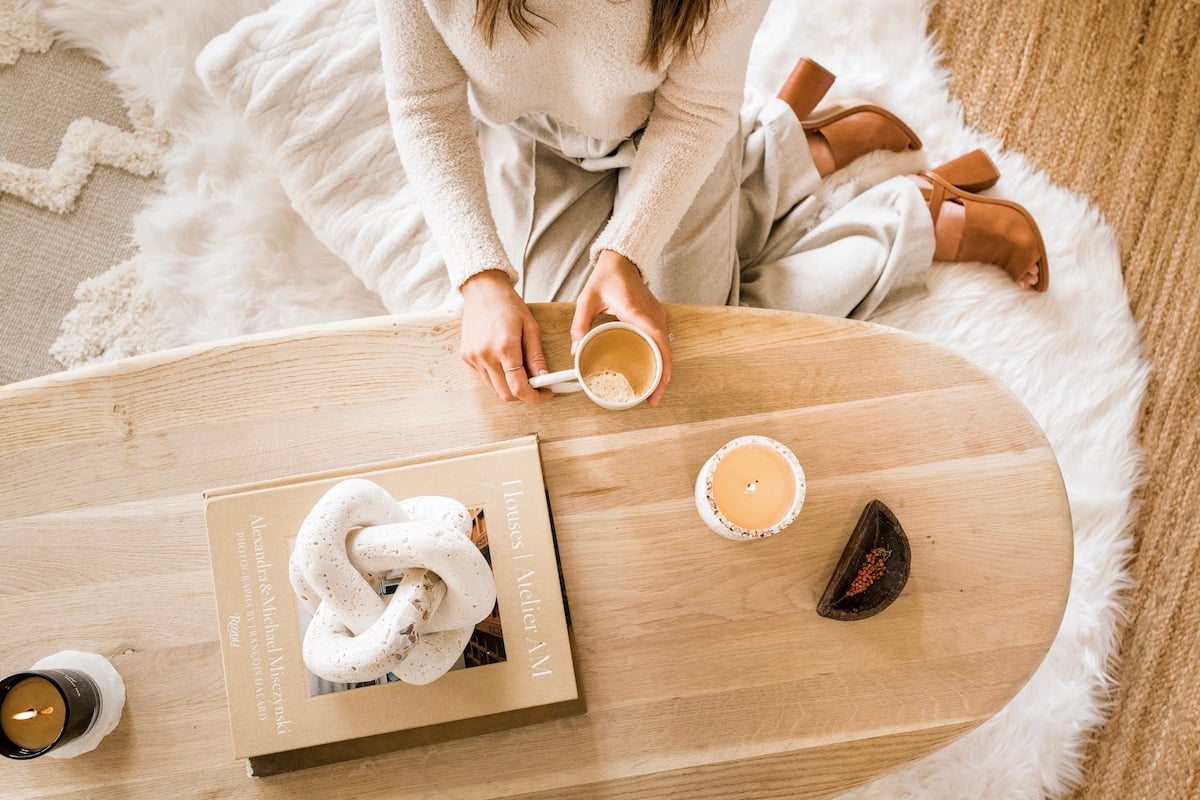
(16, 0, 1147, 797)
(0, 0, 165, 213)
(0, 91, 163, 212)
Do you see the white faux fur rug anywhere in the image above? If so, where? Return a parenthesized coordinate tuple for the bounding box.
(31, 0, 1147, 796)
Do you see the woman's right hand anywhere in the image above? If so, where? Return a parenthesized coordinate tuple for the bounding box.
(459, 270, 553, 405)
(571, 249, 672, 407)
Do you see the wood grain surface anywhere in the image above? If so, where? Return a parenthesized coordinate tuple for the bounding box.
(0, 304, 1072, 799)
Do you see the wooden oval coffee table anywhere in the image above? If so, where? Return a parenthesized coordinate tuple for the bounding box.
(0, 303, 1072, 799)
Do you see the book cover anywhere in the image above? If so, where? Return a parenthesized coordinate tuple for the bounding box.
(203, 435, 582, 776)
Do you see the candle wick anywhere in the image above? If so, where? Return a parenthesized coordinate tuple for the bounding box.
(744, 480, 758, 495)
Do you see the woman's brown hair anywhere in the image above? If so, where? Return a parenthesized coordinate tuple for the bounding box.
(474, 1, 719, 71)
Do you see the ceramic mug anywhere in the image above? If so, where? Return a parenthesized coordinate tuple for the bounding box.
(529, 322, 663, 410)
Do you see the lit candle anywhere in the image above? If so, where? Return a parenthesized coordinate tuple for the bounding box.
(0, 677, 65, 752)
(695, 436, 806, 540)
(0, 651, 125, 760)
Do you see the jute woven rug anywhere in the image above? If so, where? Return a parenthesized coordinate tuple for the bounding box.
(931, 1, 1200, 798)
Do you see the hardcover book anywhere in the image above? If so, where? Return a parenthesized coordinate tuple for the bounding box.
(203, 435, 582, 776)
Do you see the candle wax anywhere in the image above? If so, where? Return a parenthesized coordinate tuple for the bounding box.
(711, 444, 796, 531)
(1, 677, 66, 751)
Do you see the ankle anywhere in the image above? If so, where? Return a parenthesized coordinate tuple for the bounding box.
(812, 110, 919, 173)
(931, 201, 965, 262)
(807, 132, 836, 178)
(907, 176, 965, 261)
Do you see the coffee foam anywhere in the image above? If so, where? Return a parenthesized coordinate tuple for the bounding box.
(584, 370, 637, 404)
(578, 328, 656, 396)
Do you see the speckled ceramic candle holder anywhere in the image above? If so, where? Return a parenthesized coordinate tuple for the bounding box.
(694, 435, 806, 541)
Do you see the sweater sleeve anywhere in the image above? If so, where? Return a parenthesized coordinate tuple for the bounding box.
(590, 0, 769, 279)
(375, 0, 518, 289)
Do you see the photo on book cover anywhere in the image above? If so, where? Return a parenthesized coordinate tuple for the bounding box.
(290, 505, 508, 697)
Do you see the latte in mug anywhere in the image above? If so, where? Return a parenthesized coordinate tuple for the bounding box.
(529, 322, 663, 410)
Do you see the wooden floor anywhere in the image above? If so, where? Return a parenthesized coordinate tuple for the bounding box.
(930, 1, 1200, 797)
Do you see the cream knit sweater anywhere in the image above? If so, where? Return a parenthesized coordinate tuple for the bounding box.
(376, 0, 770, 289)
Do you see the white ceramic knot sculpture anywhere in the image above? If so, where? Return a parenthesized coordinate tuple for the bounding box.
(288, 478, 497, 686)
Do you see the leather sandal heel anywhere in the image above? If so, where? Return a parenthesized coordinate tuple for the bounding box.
(778, 57, 836, 121)
(918, 170, 1050, 293)
(928, 148, 999, 193)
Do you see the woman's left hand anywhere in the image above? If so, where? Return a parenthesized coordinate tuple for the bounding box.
(570, 249, 672, 407)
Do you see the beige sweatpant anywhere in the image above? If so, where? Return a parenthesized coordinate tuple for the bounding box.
(478, 90, 935, 320)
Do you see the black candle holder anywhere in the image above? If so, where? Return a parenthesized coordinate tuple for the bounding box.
(0, 651, 125, 761)
(0, 669, 102, 759)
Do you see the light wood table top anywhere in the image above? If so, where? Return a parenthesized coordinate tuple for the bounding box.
(0, 304, 1072, 799)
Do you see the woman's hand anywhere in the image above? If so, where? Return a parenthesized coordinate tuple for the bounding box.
(571, 249, 672, 406)
(459, 270, 552, 404)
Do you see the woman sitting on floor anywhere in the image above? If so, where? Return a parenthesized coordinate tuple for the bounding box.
(376, 0, 1048, 405)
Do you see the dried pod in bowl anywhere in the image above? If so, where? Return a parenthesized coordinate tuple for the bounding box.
(817, 499, 910, 621)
